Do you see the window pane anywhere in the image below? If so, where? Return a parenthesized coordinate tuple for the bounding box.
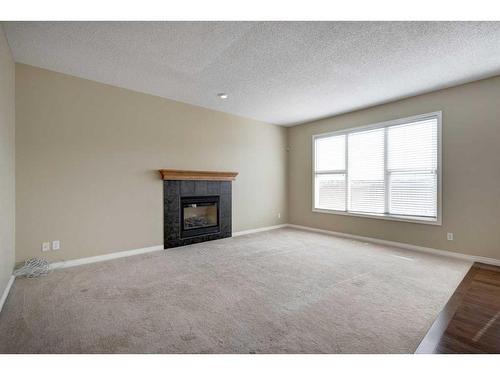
(387, 119, 437, 172)
(315, 174, 346, 211)
(315, 135, 345, 172)
(389, 172, 437, 217)
(348, 128, 385, 214)
(313, 114, 439, 221)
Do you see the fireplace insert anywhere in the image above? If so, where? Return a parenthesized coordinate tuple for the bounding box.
(180, 196, 220, 238)
(163, 179, 232, 249)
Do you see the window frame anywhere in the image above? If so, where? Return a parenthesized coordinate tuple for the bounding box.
(312, 111, 442, 226)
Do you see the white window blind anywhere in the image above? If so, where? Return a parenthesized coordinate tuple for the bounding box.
(313, 113, 440, 223)
(387, 119, 438, 218)
(314, 135, 346, 211)
(348, 128, 385, 214)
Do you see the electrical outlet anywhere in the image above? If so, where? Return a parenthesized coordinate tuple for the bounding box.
(447, 233, 454, 241)
(52, 240, 61, 250)
(42, 242, 50, 252)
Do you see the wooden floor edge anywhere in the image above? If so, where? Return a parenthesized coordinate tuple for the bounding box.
(414, 262, 500, 353)
(415, 263, 478, 353)
(473, 262, 500, 272)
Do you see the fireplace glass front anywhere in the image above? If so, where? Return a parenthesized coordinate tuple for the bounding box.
(181, 196, 220, 238)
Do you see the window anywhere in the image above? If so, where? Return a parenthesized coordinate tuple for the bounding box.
(313, 112, 441, 224)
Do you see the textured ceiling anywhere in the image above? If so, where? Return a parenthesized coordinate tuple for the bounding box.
(4, 21, 500, 126)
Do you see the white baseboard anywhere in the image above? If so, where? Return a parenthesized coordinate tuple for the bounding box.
(44, 222, 500, 272)
(287, 224, 500, 267)
(50, 245, 164, 270)
(49, 225, 288, 270)
(0, 275, 15, 313)
(232, 224, 288, 237)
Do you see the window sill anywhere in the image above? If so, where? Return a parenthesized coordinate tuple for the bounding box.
(312, 208, 442, 226)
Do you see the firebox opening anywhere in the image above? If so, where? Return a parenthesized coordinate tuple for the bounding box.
(180, 196, 220, 238)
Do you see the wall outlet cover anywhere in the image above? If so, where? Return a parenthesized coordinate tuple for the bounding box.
(52, 240, 61, 250)
(42, 242, 50, 252)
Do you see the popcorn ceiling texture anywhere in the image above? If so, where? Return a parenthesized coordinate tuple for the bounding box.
(4, 21, 500, 125)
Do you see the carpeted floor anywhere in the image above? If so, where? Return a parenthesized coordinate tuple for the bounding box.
(0, 228, 471, 353)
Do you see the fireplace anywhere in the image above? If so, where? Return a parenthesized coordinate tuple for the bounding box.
(160, 169, 238, 249)
(181, 196, 220, 238)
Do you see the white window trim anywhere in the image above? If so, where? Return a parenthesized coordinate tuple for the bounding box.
(312, 111, 442, 226)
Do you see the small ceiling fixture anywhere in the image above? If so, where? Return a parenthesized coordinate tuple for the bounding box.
(217, 93, 228, 100)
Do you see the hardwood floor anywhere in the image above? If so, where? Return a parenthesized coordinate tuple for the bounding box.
(416, 262, 500, 354)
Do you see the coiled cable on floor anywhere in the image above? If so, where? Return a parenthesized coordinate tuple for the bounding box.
(13, 258, 51, 278)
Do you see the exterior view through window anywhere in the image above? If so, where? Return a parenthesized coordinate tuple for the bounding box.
(313, 112, 441, 224)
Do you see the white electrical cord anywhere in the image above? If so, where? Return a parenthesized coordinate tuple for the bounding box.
(13, 258, 51, 278)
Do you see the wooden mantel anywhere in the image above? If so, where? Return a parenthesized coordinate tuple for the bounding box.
(159, 169, 238, 181)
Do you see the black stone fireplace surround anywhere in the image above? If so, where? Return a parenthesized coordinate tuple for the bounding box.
(161, 170, 237, 249)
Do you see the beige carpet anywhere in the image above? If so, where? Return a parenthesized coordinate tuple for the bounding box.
(0, 228, 471, 353)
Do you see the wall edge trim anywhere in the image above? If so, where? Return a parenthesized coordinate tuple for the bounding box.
(287, 224, 500, 266)
(50, 245, 164, 270)
(0, 275, 15, 313)
(49, 224, 289, 270)
(232, 224, 288, 237)
(40, 223, 499, 273)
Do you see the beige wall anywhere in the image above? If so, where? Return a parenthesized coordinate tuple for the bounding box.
(15, 64, 287, 262)
(0, 26, 15, 291)
(15, 63, 500, 263)
(288, 76, 500, 261)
